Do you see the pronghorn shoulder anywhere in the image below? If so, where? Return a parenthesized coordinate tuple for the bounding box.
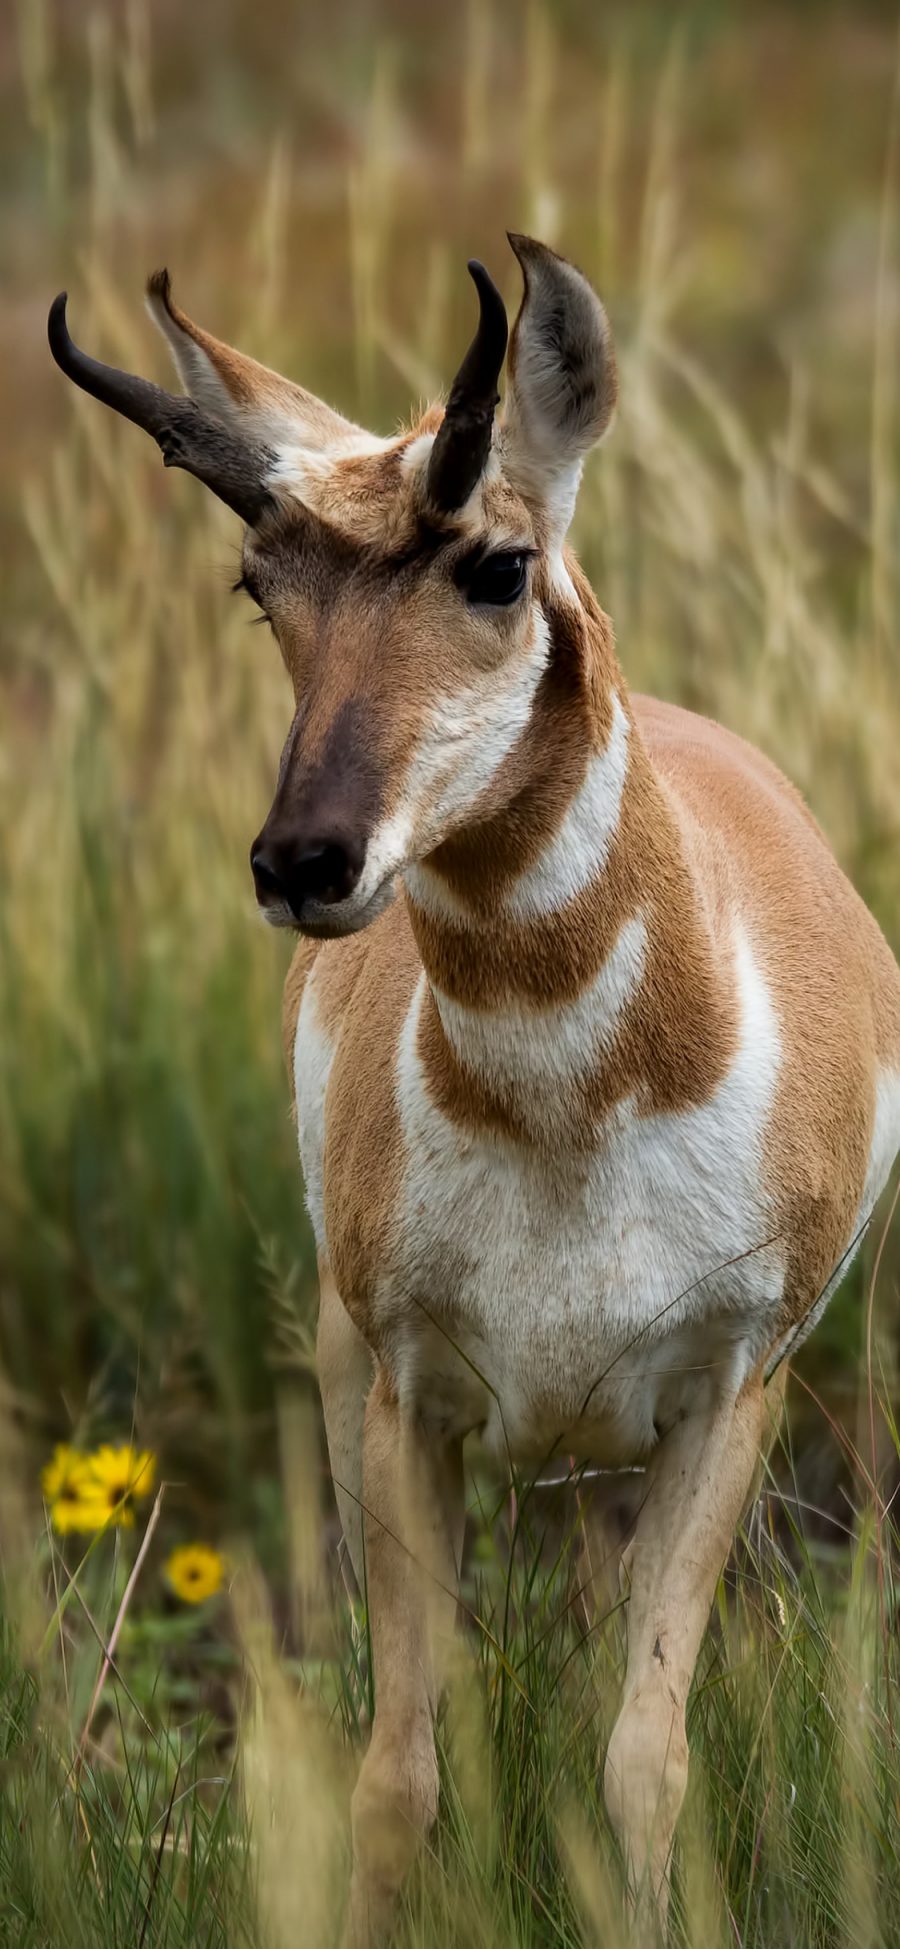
(633, 697, 899, 1005)
(633, 694, 822, 839)
(630, 697, 900, 1325)
(631, 693, 881, 972)
(636, 692, 900, 1042)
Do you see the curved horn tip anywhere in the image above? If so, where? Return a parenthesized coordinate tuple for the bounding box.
(465, 257, 506, 311)
(461, 257, 508, 376)
(48, 291, 72, 365)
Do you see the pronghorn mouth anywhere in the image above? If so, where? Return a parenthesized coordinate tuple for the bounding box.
(259, 875, 396, 940)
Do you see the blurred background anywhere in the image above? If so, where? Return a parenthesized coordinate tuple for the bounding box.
(2, 4, 900, 1945)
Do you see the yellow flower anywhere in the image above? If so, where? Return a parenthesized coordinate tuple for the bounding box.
(82, 1445, 157, 1529)
(165, 1544, 225, 1605)
(41, 1444, 99, 1534)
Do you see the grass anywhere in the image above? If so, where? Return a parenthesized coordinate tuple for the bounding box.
(2, 0, 900, 1943)
(4, 1415, 900, 1947)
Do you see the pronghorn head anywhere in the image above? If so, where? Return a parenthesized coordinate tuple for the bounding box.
(49, 237, 617, 936)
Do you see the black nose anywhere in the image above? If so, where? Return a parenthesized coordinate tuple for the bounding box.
(250, 830, 365, 915)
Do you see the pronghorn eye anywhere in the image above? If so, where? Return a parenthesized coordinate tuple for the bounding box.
(232, 572, 261, 603)
(463, 550, 529, 607)
(232, 572, 272, 626)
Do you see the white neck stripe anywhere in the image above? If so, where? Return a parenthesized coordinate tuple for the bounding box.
(404, 687, 629, 928)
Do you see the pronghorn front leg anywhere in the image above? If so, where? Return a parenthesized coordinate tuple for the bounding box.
(603, 1370, 765, 1932)
(347, 1367, 463, 1948)
(316, 1261, 373, 1597)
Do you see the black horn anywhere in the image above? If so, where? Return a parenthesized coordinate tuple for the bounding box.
(47, 291, 274, 527)
(426, 259, 508, 513)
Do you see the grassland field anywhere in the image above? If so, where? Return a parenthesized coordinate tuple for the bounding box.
(2, 3, 900, 1944)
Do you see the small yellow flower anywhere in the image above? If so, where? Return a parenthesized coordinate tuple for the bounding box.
(83, 1445, 157, 1529)
(41, 1445, 99, 1534)
(165, 1544, 225, 1605)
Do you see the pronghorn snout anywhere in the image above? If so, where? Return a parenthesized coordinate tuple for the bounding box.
(250, 821, 366, 926)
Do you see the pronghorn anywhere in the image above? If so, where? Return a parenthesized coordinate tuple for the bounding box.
(50, 236, 900, 1944)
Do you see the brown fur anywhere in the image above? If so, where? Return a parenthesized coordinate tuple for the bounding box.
(96, 247, 900, 1944)
(267, 385, 900, 1938)
(321, 914, 422, 1350)
(149, 267, 900, 1289)
(285, 644, 900, 1337)
(281, 935, 317, 1104)
(642, 698, 900, 1318)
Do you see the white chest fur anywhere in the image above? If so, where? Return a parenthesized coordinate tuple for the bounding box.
(296, 924, 794, 1467)
(383, 929, 786, 1462)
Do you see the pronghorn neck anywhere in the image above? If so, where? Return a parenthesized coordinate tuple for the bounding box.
(403, 567, 738, 1143)
(405, 568, 624, 927)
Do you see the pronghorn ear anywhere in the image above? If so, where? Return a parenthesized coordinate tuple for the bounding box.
(500, 236, 617, 538)
(145, 270, 365, 453)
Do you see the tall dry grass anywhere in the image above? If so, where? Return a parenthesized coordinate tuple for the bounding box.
(2, 2, 900, 1944)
